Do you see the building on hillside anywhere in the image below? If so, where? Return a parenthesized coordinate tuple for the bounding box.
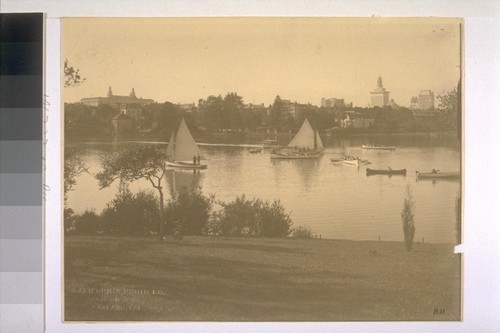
(111, 112, 135, 135)
(281, 99, 299, 118)
(178, 103, 196, 112)
(370, 76, 390, 107)
(81, 87, 154, 108)
(341, 111, 375, 129)
(321, 97, 345, 108)
(410, 96, 419, 109)
(418, 90, 435, 110)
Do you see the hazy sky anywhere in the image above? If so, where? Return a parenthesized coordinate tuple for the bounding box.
(62, 17, 461, 107)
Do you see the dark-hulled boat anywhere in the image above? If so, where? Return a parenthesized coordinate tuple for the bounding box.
(366, 168, 407, 176)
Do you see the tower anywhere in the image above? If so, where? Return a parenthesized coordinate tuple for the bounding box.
(107, 86, 113, 97)
(129, 88, 137, 99)
(370, 76, 390, 107)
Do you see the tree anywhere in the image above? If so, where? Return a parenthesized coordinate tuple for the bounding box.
(437, 87, 458, 132)
(95, 146, 168, 239)
(199, 95, 225, 131)
(223, 92, 245, 130)
(63, 59, 86, 87)
(401, 184, 416, 251)
(270, 95, 285, 128)
(64, 150, 87, 203)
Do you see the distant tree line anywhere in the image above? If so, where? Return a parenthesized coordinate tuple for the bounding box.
(64, 89, 460, 138)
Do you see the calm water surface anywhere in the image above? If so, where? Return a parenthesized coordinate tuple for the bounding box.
(67, 138, 461, 243)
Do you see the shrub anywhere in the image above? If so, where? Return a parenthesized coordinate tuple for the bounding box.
(74, 209, 101, 235)
(64, 208, 77, 234)
(212, 195, 293, 237)
(165, 187, 214, 236)
(401, 184, 416, 251)
(291, 225, 314, 239)
(101, 183, 161, 235)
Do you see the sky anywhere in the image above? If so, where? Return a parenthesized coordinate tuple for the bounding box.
(62, 17, 461, 107)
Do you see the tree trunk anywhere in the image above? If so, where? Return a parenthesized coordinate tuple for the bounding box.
(158, 189, 165, 241)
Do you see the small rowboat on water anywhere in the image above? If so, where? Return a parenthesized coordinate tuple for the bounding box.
(416, 171, 460, 179)
(362, 144, 396, 150)
(366, 168, 407, 176)
(342, 155, 371, 165)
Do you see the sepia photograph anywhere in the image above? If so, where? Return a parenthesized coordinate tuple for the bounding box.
(62, 17, 462, 322)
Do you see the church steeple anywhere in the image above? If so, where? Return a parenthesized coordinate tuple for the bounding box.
(107, 86, 113, 97)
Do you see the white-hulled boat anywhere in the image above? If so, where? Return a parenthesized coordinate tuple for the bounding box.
(270, 118, 323, 159)
(362, 144, 396, 150)
(342, 155, 370, 165)
(166, 118, 207, 169)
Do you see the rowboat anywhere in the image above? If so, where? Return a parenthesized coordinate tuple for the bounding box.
(362, 144, 396, 150)
(416, 171, 460, 179)
(366, 168, 407, 176)
(342, 155, 371, 165)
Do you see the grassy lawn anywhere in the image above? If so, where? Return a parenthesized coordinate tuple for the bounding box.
(64, 235, 460, 321)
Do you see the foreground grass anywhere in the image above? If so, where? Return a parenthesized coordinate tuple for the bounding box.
(64, 235, 460, 321)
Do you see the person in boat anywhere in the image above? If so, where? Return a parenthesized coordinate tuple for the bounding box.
(193, 155, 197, 165)
(197, 153, 201, 164)
(432, 168, 439, 174)
(388, 166, 392, 171)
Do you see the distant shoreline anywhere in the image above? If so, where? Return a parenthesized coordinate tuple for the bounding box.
(65, 130, 459, 146)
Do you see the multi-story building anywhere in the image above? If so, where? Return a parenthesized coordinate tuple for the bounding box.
(370, 76, 390, 107)
(418, 90, 435, 110)
(321, 98, 345, 108)
(81, 87, 154, 108)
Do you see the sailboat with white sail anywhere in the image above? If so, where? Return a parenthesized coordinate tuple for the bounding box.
(270, 118, 324, 159)
(166, 118, 207, 169)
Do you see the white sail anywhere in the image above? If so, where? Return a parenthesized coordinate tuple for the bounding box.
(315, 128, 324, 150)
(166, 131, 175, 161)
(287, 118, 322, 150)
(168, 118, 201, 162)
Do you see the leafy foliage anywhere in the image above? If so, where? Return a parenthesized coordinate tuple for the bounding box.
(165, 188, 215, 236)
(63, 59, 86, 87)
(401, 184, 416, 251)
(95, 146, 168, 238)
(208, 195, 293, 237)
(73, 209, 101, 235)
(437, 87, 459, 132)
(291, 225, 314, 239)
(64, 150, 88, 203)
(100, 183, 161, 235)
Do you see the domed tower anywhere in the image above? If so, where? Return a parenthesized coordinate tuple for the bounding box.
(370, 76, 390, 107)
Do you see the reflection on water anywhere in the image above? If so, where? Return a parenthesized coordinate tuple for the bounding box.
(165, 169, 204, 198)
(66, 139, 461, 243)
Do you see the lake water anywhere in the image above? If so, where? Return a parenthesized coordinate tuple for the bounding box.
(66, 137, 461, 243)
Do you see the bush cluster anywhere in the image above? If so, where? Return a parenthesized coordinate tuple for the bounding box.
(206, 195, 293, 237)
(66, 189, 295, 239)
(165, 188, 215, 236)
(290, 225, 314, 239)
(101, 184, 161, 235)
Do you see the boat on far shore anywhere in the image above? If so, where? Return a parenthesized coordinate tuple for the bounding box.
(416, 171, 460, 179)
(362, 144, 396, 151)
(366, 168, 407, 176)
